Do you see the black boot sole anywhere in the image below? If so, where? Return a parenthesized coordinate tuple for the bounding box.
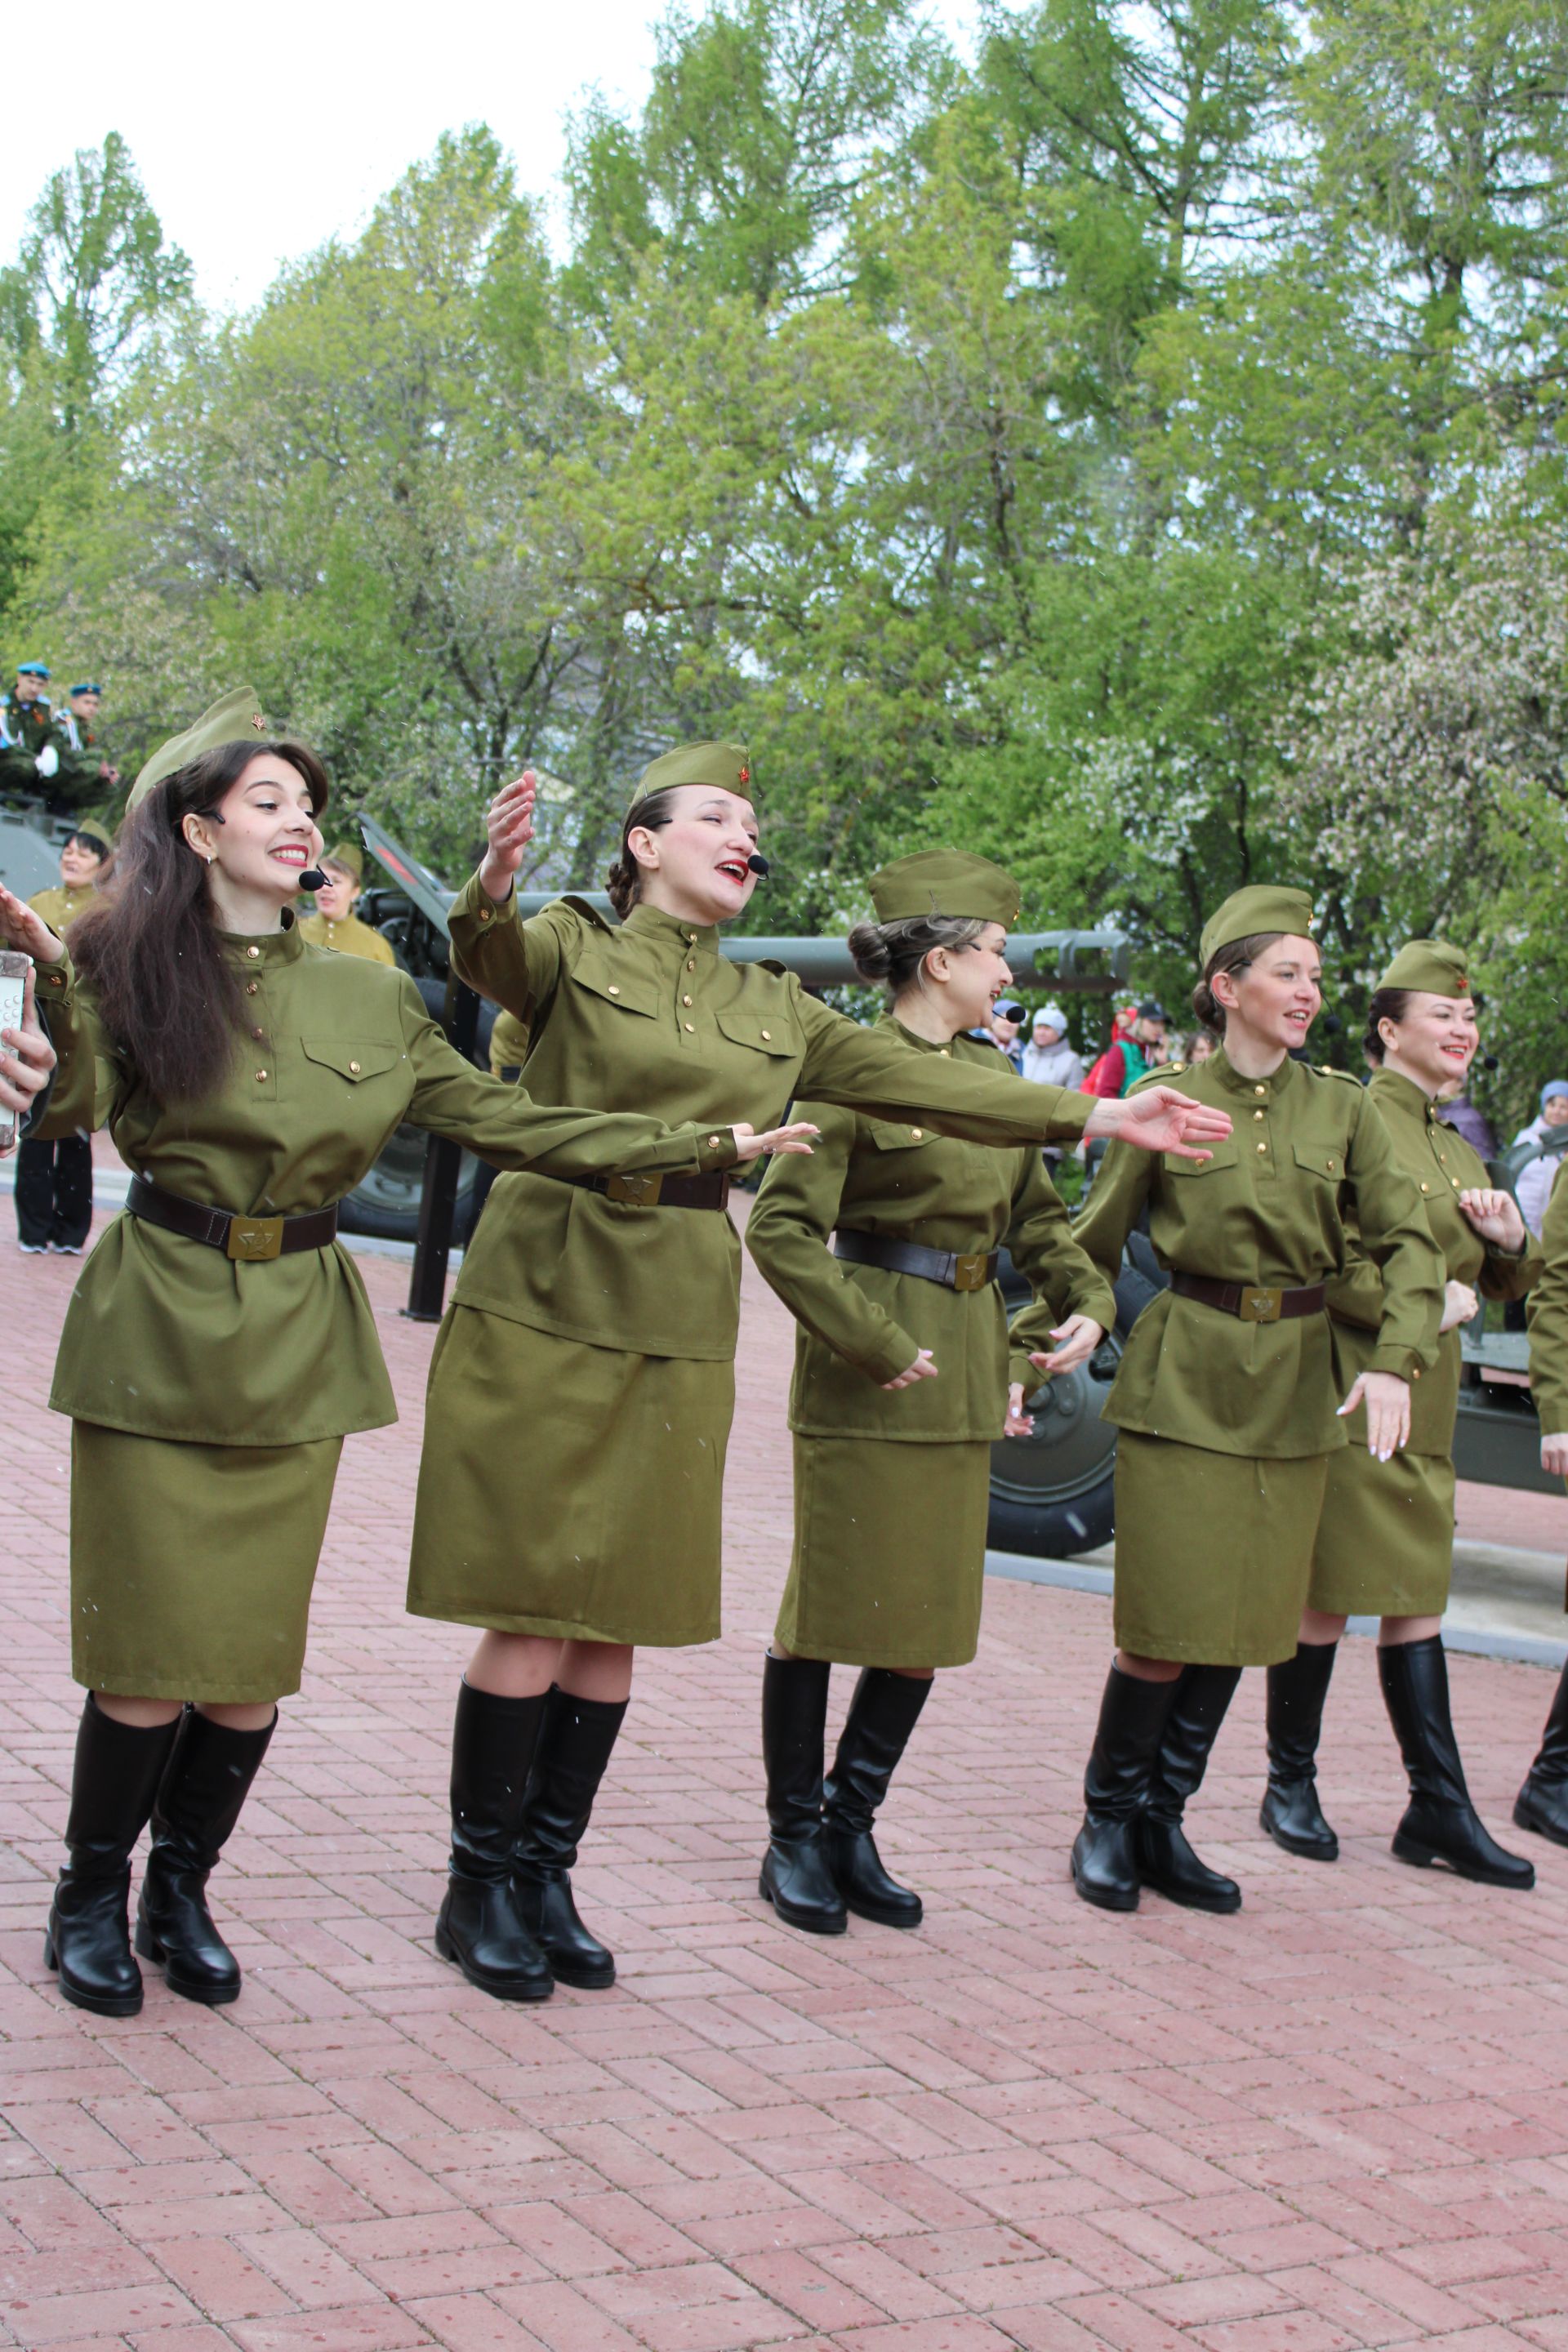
(43, 1930, 143, 2018)
(1070, 1857, 1140, 1913)
(837, 1885, 923, 1928)
(758, 1869, 846, 1936)
(541, 1949, 616, 1990)
(134, 1922, 240, 2007)
(433, 1916, 555, 1999)
(1258, 1803, 1339, 1862)
(1391, 1832, 1535, 1888)
(1514, 1793, 1568, 1850)
(1140, 1875, 1243, 1915)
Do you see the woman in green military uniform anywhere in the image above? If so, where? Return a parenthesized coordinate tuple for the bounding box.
(0, 693, 800, 2024)
(1260, 942, 1539, 1887)
(1069, 887, 1444, 1916)
(408, 750, 1232, 2003)
(1511, 1160, 1568, 1846)
(13, 819, 114, 1254)
(744, 853, 1118, 1936)
(296, 840, 397, 964)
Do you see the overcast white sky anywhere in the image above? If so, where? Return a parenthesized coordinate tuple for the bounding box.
(2, 0, 974, 313)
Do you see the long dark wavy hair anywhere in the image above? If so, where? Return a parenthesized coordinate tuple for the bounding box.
(70, 738, 330, 1105)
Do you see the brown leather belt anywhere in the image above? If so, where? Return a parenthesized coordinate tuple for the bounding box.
(567, 1169, 731, 1211)
(127, 1175, 338, 1263)
(1170, 1271, 1326, 1325)
(834, 1229, 999, 1293)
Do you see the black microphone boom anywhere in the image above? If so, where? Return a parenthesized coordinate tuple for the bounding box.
(298, 866, 328, 892)
(746, 853, 770, 877)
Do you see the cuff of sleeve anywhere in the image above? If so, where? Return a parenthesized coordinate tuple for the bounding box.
(38, 942, 74, 1009)
(1369, 1346, 1421, 1381)
(1045, 1091, 1094, 1145)
(864, 1325, 920, 1385)
(697, 1128, 741, 1173)
(1009, 1349, 1041, 1392)
(456, 869, 518, 935)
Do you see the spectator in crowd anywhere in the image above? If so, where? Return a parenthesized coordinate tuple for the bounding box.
(1437, 1083, 1496, 1162)
(990, 997, 1026, 1071)
(56, 683, 121, 808)
(1021, 1004, 1085, 1091)
(1512, 1083, 1568, 1242)
(1186, 1030, 1218, 1067)
(0, 662, 64, 800)
(1084, 998, 1168, 1097)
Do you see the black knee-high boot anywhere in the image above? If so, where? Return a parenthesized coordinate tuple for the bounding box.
(1514, 1659, 1568, 1848)
(435, 1682, 554, 1999)
(513, 1686, 627, 1989)
(1379, 1637, 1534, 1888)
(1071, 1667, 1179, 1912)
(136, 1706, 275, 2004)
(760, 1655, 845, 1934)
(1260, 1642, 1340, 1860)
(1137, 1664, 1243, 1912)
(46, 1698, 181, 2016)
(824, 1669, 931, 1927)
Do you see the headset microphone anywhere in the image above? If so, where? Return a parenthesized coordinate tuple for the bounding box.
(746, 853, 770, 877)
(298, 866, 329, 892)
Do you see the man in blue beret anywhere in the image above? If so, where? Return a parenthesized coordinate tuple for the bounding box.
(0, 662, 66, 800)
(55, 680, 121, 808)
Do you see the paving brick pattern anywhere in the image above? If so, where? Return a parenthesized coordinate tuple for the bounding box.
(5, 1200, 1568, 2350)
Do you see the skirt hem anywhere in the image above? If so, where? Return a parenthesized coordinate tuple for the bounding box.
(405, 1602, 720, 1648)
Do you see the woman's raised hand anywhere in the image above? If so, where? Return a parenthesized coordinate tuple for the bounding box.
(1458, 1186, 1528, 1254)
(0, 884, 66, 966)
(1339, 1369, 1411, 1461)
(0, 966, 58, 1148)
(883, 1347, 938, 1393)
(478, 770, 537, 904)
(1086, 1086, 1232, 1161)
(729, 1120, 819, 1165)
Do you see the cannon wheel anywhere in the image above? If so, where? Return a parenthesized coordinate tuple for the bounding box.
(336, 975, 497, 1243)
(986, 1240, 1163, 1561)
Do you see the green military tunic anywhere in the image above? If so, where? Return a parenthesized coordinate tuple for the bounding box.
(54, 710, 111, 810)
(296, 908, 397, 964)
(746, 1020, 1118, 1667)
(1311, 1068, 1541, 1615)
(1528, 1174, 1568, 1454)
(33, 916, 742, 1702)
(1074, 1054, 1443, 1665)
(27, 883, 98, 935)
(407, 882, 1099, 1647)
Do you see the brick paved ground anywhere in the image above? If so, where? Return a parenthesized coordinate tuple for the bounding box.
(5, 1199, 1568, 2351)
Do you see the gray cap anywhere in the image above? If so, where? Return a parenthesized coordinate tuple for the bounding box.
(1034, 1004, 1067, 1033)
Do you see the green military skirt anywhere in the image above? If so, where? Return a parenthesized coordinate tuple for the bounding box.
(1307, 1444, 1455, 1617)
(70, 1421, 343, 1702)
(1112, 1431, 1331, 1667)
(775, 1434, 992, 1670)
(407, 1304, 733, 1646)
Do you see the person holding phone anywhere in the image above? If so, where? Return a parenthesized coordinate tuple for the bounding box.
(407, 747, 1233, 2002)
(0, 691, 808, 2023)
(12, 819, 115, 1254)
(1068, 887, 1444, 1916)
(743, 853, 1117, 1935)
(1260, 942, 1539, 1887)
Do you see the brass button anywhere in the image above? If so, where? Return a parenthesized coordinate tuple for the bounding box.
(1254, 1084, 1266, 1095)
(939, 1048, 950, 1057)
(1420, 1182, 1430, 1193)
(1451, 1178, 1460, 1189)
(251, 1026, 265, 1041)
(684, 1021, 695, 1033)
(687, 960, 695, 973)
(349, 1060, 361, 1075)
(707, 1134, 722, 1147)
(246, 945, 261, 960)
(608, 985, 620, 996)
(256, 1069, 269, 1082)
(246, 981, 258, 996)
(911, 1128, 924, 1141)
(1256, 1142, 1267, 1153)
(479, 907, 492, 922)
(760, 1030, 771, 1040)
(1254, 1108, 1265, 1120)
(683, 994, 693, 1006)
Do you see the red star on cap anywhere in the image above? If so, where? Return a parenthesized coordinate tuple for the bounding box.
(252, 712, 265, 730)
(738, 765, 751, 785)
